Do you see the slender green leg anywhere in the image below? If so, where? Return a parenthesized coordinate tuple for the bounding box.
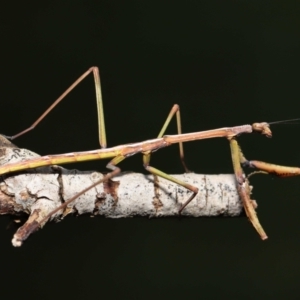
(140, 104, 197, 213)
(157, 104, 189, 173)
(229, 138, 267, 240)
(10, 67, 107, 149)
(143, 151, 198, 214)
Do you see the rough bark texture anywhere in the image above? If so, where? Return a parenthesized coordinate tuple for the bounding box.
(0, 135, 248, 246)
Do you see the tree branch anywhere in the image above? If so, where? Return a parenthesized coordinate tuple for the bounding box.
(0, 136, 249, 246)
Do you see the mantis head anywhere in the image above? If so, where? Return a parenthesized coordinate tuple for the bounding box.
(252, 118, 300, 138)
(252, 122, 272, 138)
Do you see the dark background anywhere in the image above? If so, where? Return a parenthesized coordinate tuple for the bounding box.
(1, 1, 300, 299)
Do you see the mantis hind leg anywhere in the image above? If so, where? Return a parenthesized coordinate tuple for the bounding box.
(9, 67, 107, 149)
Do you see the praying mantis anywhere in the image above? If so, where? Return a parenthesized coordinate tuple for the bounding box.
(1, 66, 300, 244)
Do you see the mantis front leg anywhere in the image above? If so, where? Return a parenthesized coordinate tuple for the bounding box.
(229, 138, 268, 240)
(228, 137, 300, 240)
(244, 160, 300, 178)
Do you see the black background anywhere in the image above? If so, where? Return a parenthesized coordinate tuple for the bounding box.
(1, 1, 300, 299)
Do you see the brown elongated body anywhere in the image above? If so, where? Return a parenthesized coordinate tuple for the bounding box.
(0, 125, 252, 175)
